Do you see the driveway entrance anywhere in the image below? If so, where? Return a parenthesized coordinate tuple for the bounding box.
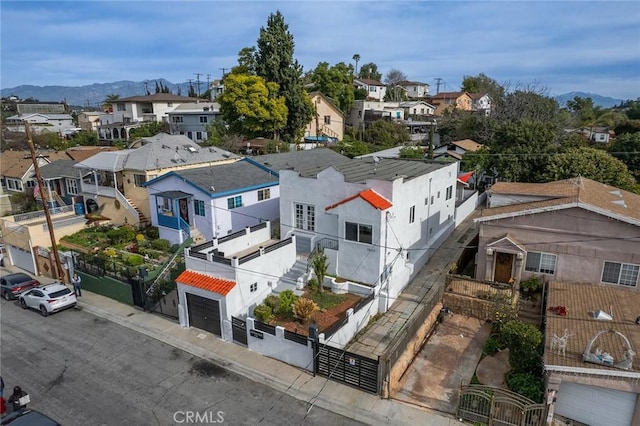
(394, 314, 491, 413)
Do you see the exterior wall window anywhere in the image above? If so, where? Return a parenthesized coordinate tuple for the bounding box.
(6, 179, 23, 191)
(172, 116, 183, 123)
(196, 131, 202, 140)
(194, 200, 205, 216)
(199, 116, 208, 123)
(324, 116, 331, 125)
(187, 131, 193, 139)
(602, 261, 639, 287)
(446, 185, 453, 200)
(258, 188, 270, 201)
(294, 203, 315, 231)
(133, 174, 146, 187)
(227, 196, 242, 209)
(409, 206, 415, 224)
(369, 86, 377, 92)
(116, 103, 125, 111)
(167, 102, 173, 107)
(66, 179, 78, 195)
(250, 282, 257, 292)
(345, 222, 373, 244)
(25, 180, 36, 188)
(525, 252, 557, 275)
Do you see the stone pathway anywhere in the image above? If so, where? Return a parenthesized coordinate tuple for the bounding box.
(476, 348, 511, 388)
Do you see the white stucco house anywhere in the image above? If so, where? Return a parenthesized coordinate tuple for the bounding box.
(396, 81, 430, 99)
(167, 102, 221, 143)
(471, 93, 492, 116)
(143, 158, 280, 245)
(5, 113, 76, 134)
(279, 156, 459, 312)
(354, 78, 387, 102)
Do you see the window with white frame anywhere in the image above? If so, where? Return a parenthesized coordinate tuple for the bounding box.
(227, 196, 242, 209)
(172, 116, 183, 123)
(160, 197, 171, 212)
(258, 188, 270, 201)
(446, 185, 453, 200)
(6, 178, 22, 191)
(409, 206, 415, 224)
(294, 203, 315, 231)
(196, 131, 202, 140)
(601, 261, 639, 287)
(116, 103, 125, 111)
(66, 179, 78, 195)
(199, 116, 208, 123)
(194, 200, 205, 216)
(134, 174, 146, 187)
(324, 116, 331, 125)
(525, 252, 557, 274)
(369, 86, 377, 92)
(25, 180, 36, 188)
(345, 222, 373, 244)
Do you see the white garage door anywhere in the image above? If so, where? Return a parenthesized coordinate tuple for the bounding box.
(7, 245, 36, 274)
(555, 381, 637, 426)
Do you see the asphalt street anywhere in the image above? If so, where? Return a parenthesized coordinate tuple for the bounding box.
(0, 295, 365, 426)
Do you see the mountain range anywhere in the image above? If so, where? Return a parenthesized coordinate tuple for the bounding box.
(0, 81, 626, 109)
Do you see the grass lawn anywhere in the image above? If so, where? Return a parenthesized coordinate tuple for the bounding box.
(307, 290, 346, 310)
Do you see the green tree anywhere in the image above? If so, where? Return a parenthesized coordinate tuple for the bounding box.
(312, 250, 328, 294)
(311, 61, 355, 113)
(254, 11, 313, 142)
(217, 73, 287, 139)
(566, 96, 598, 127)
(358, 62, 382, 81)
(70, 131, 98, 146)
(501, 320, 543, 374)
(461, 73, 505, 103)
(607, 132, 640, 179)
(364, 120, 410, 147)
(545, 147, 639, 193)
(129, 121, 169, 139)
(102, 94, 120, 112)
(232, 46, 256, 75)
(352, 53, 360, 76)
(398, 146, 424, 159)
(335, 135, 369, 158)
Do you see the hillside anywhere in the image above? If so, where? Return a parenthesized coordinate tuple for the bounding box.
(553, 91, 625, 109)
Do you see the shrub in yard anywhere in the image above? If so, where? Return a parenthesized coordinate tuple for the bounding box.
(253, 304, 273, 323)
(501, 320, 543, 374)
(264, 295, 281, 315)
(482, 336, 502, 357)
(293, 297, 319, 323)
(306, 277, 319, 293)
(107, 226, 136, 244)
(278, 290, 298, 315)
(123, 253, 144, 267)
(144, 226, 160, 240)
(151, 238, 171, 251)
(506, 372, 544, 403)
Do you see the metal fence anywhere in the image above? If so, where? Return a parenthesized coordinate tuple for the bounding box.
(458, 385, 547, 426)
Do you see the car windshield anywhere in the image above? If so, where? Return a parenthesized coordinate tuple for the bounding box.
(48, 288, 71, 298)
(7, 274, 32, 284)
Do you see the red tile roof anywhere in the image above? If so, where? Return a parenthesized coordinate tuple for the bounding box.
(177, 270, 236, 296)
(457, 171, 474, 183)
(325, 189, 392, 211)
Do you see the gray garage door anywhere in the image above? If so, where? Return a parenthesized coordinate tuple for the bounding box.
(186, 293, 221, 337)
(555, 381, 637, 426)
(7, 245, 36, 274)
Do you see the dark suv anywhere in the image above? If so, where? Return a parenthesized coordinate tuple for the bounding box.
(0, 273, 40, 301)
(1, 408, 61, 425)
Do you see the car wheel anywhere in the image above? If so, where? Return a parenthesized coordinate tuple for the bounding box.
(20, 298, 27, 309)
(40, 305, 49, 317)
(3, 291, 10, 301)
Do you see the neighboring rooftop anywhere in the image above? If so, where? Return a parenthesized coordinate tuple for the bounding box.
(176, 270, 236, 296)
(39, 159, 81, 179)
(545, 281, 640, 376)
(115, 93, 202, 103)
(451, 139, 484, 152)
(0, 150, 69, 178)
(251, 148, 349, 172)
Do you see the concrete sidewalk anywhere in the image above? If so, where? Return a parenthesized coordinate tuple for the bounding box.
(74, 291, 463, 426)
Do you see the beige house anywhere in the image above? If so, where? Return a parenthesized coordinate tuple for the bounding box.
(304, 92, 344, 142)
(77, 111, 108, 133)
(73, 133, 240, 226)
(474, 177, 640, 287)
(428, 91, 474, 116)
(434, 138, 485, 161)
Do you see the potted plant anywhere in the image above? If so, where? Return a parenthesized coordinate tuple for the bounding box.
(520, 276, 541, 293)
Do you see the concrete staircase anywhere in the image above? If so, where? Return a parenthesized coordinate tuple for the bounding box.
(126, 197, 148, 226)
(190, 226, 206, 244)
(518, 296, 543, 328)
(272, 259, 307, 296)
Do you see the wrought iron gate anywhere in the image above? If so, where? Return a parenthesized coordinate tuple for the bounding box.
(457, 385, 547, 426)
(231, 316, 247, 346)
(315, 343, 379, 394)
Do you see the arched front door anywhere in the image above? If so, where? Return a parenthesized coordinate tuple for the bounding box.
(494, 252, 514, 283)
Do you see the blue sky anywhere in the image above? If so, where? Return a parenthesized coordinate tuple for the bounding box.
(1, 1, 639, 99)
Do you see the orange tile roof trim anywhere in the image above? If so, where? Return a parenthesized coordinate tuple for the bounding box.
(325, 189, 392, 211)
(177, 270, 236, 296)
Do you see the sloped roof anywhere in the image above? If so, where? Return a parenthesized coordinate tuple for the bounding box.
(176, 270, 236, 296)
(152, 158, 278, 196)
(65, 146, 119, 162)
(74, 150, 133, 172)
(116, 93, 201, 103)
(452, 139, 484, 152)
(354, 78, 385, 87)
(251, 149, 349, 172)
(123, 133, 238, 171)
(457, 171, 475, 183)
(298, 157, 449, 183)
(0, 150, 69, 178)
(545, 281, 640, 375)
(396, 80, 428, 86)
(430, 91, 469, 100)
(478, 177, 640, 226)
(325, 189, 393, 212)
(308, 91, 344, 117)
(39, 159, 82, 179)
(168, 102, 220, 113)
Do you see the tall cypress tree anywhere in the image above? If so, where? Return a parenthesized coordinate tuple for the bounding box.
(254, 11, 312, 142)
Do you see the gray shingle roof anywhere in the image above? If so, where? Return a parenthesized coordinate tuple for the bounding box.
(171, 159, 278, 195)
(251, 149, 349, 172)
(123, 133, 239, 171)
(39, 159, 81, 179)
(297, 157, 451, 183)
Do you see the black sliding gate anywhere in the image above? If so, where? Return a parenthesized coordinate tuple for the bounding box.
(315, 343, 379, 394)
(231, 316, 247, 346)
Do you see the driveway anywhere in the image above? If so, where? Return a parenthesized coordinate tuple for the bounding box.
(393, 314, 492, 414)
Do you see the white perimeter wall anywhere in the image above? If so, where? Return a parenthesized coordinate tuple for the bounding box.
(246, 318, 314, 371)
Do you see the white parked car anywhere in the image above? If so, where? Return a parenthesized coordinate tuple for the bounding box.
(19, 283, 77, 317)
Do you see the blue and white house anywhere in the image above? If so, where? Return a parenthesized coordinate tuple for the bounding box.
(143, 158, 280, 245)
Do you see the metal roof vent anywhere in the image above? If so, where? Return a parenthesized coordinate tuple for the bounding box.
(592, 310, 613, 320)
(609, 190, 622, 197)
(612, 199, 627, 208)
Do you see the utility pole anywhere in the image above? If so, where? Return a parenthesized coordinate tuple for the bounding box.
(194, 73, 202, 97)
(434, 78, 443, 94)
(219, 68, 228, 78)
(25, 122, 66, 283)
